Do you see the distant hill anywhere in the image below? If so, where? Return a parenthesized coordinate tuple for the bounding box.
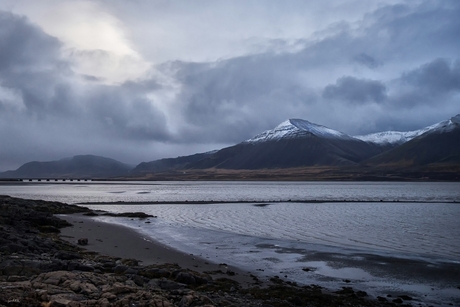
(364, 115, 460, 167)
(0, 155, 133, 179)
(132, 152, 215, 174)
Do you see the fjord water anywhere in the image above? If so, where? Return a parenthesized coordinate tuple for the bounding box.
(2, 181, 460, 305)
(2, 181, 459, 258)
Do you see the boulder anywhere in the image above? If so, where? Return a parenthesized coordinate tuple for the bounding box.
(77, 238, 88, 246)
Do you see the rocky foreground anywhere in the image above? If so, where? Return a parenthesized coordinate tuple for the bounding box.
(0, 195, 409, 307)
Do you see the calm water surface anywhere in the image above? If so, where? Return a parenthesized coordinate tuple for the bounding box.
(1, 181, 459, 203)
(2, 181, 459, 258)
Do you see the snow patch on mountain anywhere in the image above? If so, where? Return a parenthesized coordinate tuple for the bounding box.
(354, 131, 424, 145)
(355, 114, 460, 145)
(245, 119, 353, 143)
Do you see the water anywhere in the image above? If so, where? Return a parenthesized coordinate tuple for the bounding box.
(2, 181, 460, 306)
(2, 181, 459, 203)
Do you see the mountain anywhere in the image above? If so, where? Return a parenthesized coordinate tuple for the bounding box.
(188, 119, 385, 169)
(0, 155, 133, 179)
(354, 117, 457, 145)
(246, 119, 354, 142)
(132, 119, 386, 171)
(364, 115, 460, 167)
(132, 151, 216, 174)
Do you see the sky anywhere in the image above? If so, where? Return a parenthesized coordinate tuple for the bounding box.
(0, 0, 459, 171)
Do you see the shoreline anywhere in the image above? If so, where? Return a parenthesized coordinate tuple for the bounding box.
(2, 194, 459, 306)
(58, 212, 460, 307)
(58, 213, 261, 288)
(76, 199, 459, 205)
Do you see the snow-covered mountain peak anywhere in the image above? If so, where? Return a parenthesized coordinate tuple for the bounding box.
(354, 114, 460, 145)
(245, 118, 352, 143)
(426, 114, 460, 134)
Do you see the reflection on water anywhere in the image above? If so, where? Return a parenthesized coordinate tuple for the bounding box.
(1, 181, 459, 259)
(1, 181, 459, 204)
(85, 201, 460, 259)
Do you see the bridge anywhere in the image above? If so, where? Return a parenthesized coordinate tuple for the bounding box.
(0, 178, 92, 182)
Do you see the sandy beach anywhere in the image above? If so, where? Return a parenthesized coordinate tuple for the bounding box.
(58, 212, 460, 307)
(58, 213, 260, 288)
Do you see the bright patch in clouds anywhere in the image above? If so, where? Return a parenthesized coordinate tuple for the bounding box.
(31, 1, 149, 83)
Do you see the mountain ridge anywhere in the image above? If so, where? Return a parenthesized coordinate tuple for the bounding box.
(0, 155, 133, 179)
(2, 114, 459, 180)
(364, 115, 460, 167)
(133, 114, 460, 175)
(354, 114, 460, 145)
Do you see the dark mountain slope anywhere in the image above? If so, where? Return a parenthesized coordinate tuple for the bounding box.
(131, 119, 388, 172)
(0, 155, 133, 178)
(132, 152, 214, 174)
(365, 115, 460, 166)
(187, 136, 384, 169)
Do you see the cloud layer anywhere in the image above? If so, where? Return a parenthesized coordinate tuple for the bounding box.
(0, 0, 459, 170)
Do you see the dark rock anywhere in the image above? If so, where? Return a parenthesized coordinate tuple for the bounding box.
(3, 243, 25, 253)
(38, 225, 61, 233)
(377, 296, 387, 302)
(132, 275, 145, 286)
(77, 238, 88, 245)
(67, 262, 94, 272)
(1, 260, 25, 275)
(121, 259, 139, 266)
(102, 212, 155, 218)
(290, 296, 303, 306)
(54, 252, 81, 260)
(392, 298, 403, 304)
(141, 268, 171, 279)
(174, 272, 196, 285)
(124, 268, 139, 275)
(398, 295, 413, 300)
(113, 265, 128, 274)
(158, 279, 186, 290)
(83, 212, 99, 216)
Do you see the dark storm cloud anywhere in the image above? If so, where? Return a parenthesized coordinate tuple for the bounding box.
(379, 58, 460, 117)
(0, 11, 72, 116)
(322, 77, 387, 104)
(85, 84, 169, 141)
(352, 53, 380, 69)
(361, 2, 460, 62)
(0, 11, 62, 71)
(402, 58, 460, 94)
(173, 57, 315, 143)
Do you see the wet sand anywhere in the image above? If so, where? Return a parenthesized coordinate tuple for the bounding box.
(58, 213, 460, 306)
(58, 213, 262, 288)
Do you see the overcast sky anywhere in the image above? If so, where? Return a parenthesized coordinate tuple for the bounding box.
(0, 0, 459, 170)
